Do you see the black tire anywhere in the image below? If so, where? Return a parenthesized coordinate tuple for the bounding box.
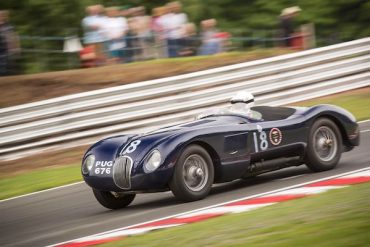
(170, 145, 214, 202)
(305, 118, 342, 172)
(92, 189, 136, 209)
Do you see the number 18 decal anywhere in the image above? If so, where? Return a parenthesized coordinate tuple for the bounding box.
(122, 140, 141, 155)
(253, 125, 268, 152)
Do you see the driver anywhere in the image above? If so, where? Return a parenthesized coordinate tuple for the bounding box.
(229, 91, 262, 119)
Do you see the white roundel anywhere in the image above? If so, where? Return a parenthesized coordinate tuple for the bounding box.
(269, 128, 282, 145)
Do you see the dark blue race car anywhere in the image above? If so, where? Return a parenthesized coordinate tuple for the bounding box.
(81, 105, 359, 209)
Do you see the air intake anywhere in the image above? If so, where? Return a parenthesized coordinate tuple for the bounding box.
(113, 156, 132, 189)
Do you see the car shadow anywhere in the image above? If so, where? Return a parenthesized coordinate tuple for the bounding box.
(95, 166, 312, 214)
(210, 166, 311, 196)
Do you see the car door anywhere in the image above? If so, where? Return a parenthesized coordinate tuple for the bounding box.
(248, 118, 308, 158)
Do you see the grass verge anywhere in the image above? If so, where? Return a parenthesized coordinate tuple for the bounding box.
(0, 164, 81, 200)
(101, 182, 370, 247)
(292, 87, 370, 121)
(0, 88, 369, 200)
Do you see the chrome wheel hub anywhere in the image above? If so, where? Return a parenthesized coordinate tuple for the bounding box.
(110, 191, 128, 199)
(313, 126, 338, 162)
(183, 154, 208, 192)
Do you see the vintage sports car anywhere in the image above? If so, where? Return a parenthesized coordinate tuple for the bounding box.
(81, 104, 359, 209)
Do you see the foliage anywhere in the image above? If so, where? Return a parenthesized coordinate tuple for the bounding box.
(1, 0, 369, 39)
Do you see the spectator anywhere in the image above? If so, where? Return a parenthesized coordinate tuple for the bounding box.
(178, 23, 199, 56)
(137, 6, 153, 60)
(279, 6, 301, 47)
(198, 19, 221, 55)
(125, 15, 138, 63)
(81, 5, 107, 65)
(151, 6, 168, 58)
(79, 45, 96, 68)
(161, 1, 188, 57)
(129, 6, 152, 61)
(0, 10, 20, 76)
(105, 7, 128, 64)
(214, 31, 231, 52)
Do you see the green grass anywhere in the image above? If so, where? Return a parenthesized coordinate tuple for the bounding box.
(0, 164, 81, 200)
(101, 183, 370, 247)
(293, 89, 370, 121)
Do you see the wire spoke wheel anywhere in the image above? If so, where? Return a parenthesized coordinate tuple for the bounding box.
(170, 145, 214, 202)
(183, 154, 209, 192)
(305, 118, 342, 172)
(313, 126, 338, 162)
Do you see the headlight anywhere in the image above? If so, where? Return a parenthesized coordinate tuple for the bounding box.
(82, 155, 95, 175)
(144, 150, 161, 173)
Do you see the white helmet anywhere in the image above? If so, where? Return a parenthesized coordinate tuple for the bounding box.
(229, 91, 262, 119)
(230, 91, 255, 114)
(230, 91, 254, 105)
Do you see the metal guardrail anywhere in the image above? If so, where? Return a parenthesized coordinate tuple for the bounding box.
(1, 38, 370, 157)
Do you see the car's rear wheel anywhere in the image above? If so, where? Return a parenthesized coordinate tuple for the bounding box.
(305, 118, 342, 172)
(93, 189, 136, 209)
(170, 145, 214, 202)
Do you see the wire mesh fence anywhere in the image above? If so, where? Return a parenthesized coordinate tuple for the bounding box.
(1, 30, 344, 75)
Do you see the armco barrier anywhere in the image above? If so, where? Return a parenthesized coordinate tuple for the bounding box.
(1, 38, 369, 157)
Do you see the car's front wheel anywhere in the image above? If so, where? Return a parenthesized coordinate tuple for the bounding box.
(305, 118, 342, 172)
(170, 145, 214, 202)
(93, 189, 136, 209)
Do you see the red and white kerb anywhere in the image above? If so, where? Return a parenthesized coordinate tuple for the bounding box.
(55, 168, 370, 247)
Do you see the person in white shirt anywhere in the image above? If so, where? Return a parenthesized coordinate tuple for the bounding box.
(129, 6, 152, 61)
(151, 6, 168, 58)
(81, 5, 108, 64)
(160, 2, 188, 57)
(104, 7, 128, 63)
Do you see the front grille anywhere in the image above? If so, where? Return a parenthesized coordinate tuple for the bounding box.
(113, 156, 133, 189)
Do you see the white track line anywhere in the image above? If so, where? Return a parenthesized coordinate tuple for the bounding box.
(344, 170, 370, 178)
(80, 224, 182, 241)
(358, 119, 370, 124)
(49, 166, 370, 247)
(267, 186, 345, 196)
(177, 204, 275, 218)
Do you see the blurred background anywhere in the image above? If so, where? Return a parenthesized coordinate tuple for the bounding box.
(0, 0, 369, 75)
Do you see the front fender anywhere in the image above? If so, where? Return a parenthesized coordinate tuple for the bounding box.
(302, 104, 359, 147)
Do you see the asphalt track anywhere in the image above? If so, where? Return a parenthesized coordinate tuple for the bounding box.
(1, 121, 370, 247)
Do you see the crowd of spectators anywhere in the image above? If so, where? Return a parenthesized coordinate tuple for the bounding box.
(80, 2, 230, 67)
(0, 4, 310, 75)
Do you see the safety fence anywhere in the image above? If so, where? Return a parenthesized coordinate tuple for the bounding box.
(10, 31, 341, 74)
(0, 37, 369, 158)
